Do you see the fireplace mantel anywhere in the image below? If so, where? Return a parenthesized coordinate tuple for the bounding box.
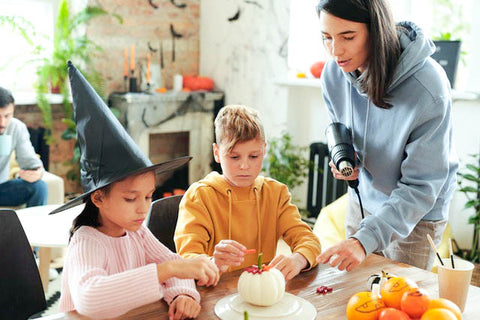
(109, 91, 224, 184)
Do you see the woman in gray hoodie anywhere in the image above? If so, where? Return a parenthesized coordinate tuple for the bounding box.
(315, 0, 458, 271)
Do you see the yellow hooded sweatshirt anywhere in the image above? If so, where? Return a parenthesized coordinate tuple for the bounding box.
(174, 172, 321, 271)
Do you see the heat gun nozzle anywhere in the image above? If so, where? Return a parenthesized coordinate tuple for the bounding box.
(339, 161, 354, 177)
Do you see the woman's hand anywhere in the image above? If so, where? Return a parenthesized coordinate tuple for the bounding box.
(212, 240, 246, 272)
(157, 256, 220, 287)
(316, 238, 366, 272)
(269, 253, 308, 281)
(329, 160, 359, 181)
(168, 295, 200, 320)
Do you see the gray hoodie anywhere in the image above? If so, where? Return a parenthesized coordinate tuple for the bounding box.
(320, 21, 458, 255)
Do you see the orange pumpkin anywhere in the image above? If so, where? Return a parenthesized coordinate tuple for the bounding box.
(428, 299, 462, 320)
(183, 75, 214, 91)
(346, 291, 386, 320)
(310, 61, 326, 78)
(380, 277, 417, 309)
(420, 308, 457, 320)
(400, 287, 430, 318)
(378, 308, 410, 320)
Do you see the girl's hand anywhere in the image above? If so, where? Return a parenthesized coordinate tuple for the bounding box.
(212, 240, 246, 272)
(168, 295, 200, 320)
(269, 253, 308, 281)
(157, 256, 220, 287)
(329, 160, 359, 181)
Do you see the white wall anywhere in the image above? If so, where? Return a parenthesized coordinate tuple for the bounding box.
(199, 0, 290, 139)
(448, 98, 480, 249)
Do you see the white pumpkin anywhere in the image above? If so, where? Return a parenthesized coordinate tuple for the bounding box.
(237, 265, 285, 306)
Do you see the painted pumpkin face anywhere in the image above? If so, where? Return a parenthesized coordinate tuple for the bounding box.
(380, 277, 418, 309)
(346, 291, 386, 320)
(237, 265, 285, 307)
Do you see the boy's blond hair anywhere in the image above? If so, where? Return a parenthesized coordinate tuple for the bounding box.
(214, 105, 265, 152)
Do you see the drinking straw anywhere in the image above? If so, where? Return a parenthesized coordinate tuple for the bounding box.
(427, 234, 444, 266)
(449, 238, 455, 269)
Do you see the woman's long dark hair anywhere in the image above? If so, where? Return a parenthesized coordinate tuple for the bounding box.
(69, 185, 112, 241)
(317, 0, 402, 108)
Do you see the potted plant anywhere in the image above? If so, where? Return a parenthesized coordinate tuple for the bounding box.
(430, 0, 469, 88)
(2, 1, 121, 187)
(455, 153, 480, 285)
(262, 131, 317, 214)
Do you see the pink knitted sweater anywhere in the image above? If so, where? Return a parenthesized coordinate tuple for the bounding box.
(58, 225, 200, 318)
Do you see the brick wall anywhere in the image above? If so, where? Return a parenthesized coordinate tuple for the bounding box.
(86, 0, 200, 93)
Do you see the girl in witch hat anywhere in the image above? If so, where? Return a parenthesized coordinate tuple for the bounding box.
(56, 62, 219, 319)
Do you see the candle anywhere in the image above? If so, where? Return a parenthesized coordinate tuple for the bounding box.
(130, 44, 135, 73)
(123, 48, 128, 77)
(146, 53, 151, 83)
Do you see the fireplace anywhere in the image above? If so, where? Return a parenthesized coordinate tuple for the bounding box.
(109, 91, 224, 196)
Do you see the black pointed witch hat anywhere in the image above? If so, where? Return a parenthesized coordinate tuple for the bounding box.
(49, 61, 191, 214)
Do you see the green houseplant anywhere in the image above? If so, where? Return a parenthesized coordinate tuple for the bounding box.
(262, 132, 312, 190)
(2, 1, 121, 183)
(456, 153, 480, 285)
(262, 132, 317, 211)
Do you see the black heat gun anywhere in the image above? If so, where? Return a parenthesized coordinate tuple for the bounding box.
(325, 122, 364, 219)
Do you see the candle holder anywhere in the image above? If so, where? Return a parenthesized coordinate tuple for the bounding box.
(123, 76, 128, 92)
(129, 77, 137, 92)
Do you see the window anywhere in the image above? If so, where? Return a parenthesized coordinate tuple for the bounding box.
(288, 0, 479, 92)
(0, 0, 57, 93)
(287, 0, 326, 75)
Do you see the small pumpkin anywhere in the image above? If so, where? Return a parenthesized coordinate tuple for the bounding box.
(381, 276, 418, 309)
(183, 75, 214, 91)
(346, 291, 386, 320)
(310, 61, 326, 78)
(237, 253, 285, 306)
(366, 270, 396, 291)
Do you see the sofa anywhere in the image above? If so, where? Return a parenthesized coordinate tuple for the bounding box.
(7, 152, 64, 207)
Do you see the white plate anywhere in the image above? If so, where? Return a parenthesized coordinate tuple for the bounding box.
(214, 293, 316, 320)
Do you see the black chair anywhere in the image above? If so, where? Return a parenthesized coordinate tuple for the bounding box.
(146, 195, 183, 252)
(0, 210, 47, 319)
(306, 142, 347, 219)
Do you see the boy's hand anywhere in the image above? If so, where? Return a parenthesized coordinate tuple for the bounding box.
(212, 240, 246, 272)
(157, 256, 219, 287)
(269, 253, 308, 281)
(168, 295, 200, 320)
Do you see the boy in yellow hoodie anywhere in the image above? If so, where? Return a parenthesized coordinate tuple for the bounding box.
(174, 105, 321, 281)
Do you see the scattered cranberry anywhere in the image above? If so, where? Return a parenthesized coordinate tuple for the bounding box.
(316, 286, 333, 295)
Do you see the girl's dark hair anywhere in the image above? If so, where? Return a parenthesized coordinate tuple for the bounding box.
(69, 185, 112, 241)
(317, 0, 402, 109)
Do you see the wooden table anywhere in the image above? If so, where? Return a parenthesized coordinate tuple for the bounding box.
(16, 204, 83, 292)
(39, 254, 480, 319)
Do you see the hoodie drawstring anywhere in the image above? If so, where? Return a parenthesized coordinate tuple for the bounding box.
(227, 189, 232, 239)
(253, 187, 261, 253)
